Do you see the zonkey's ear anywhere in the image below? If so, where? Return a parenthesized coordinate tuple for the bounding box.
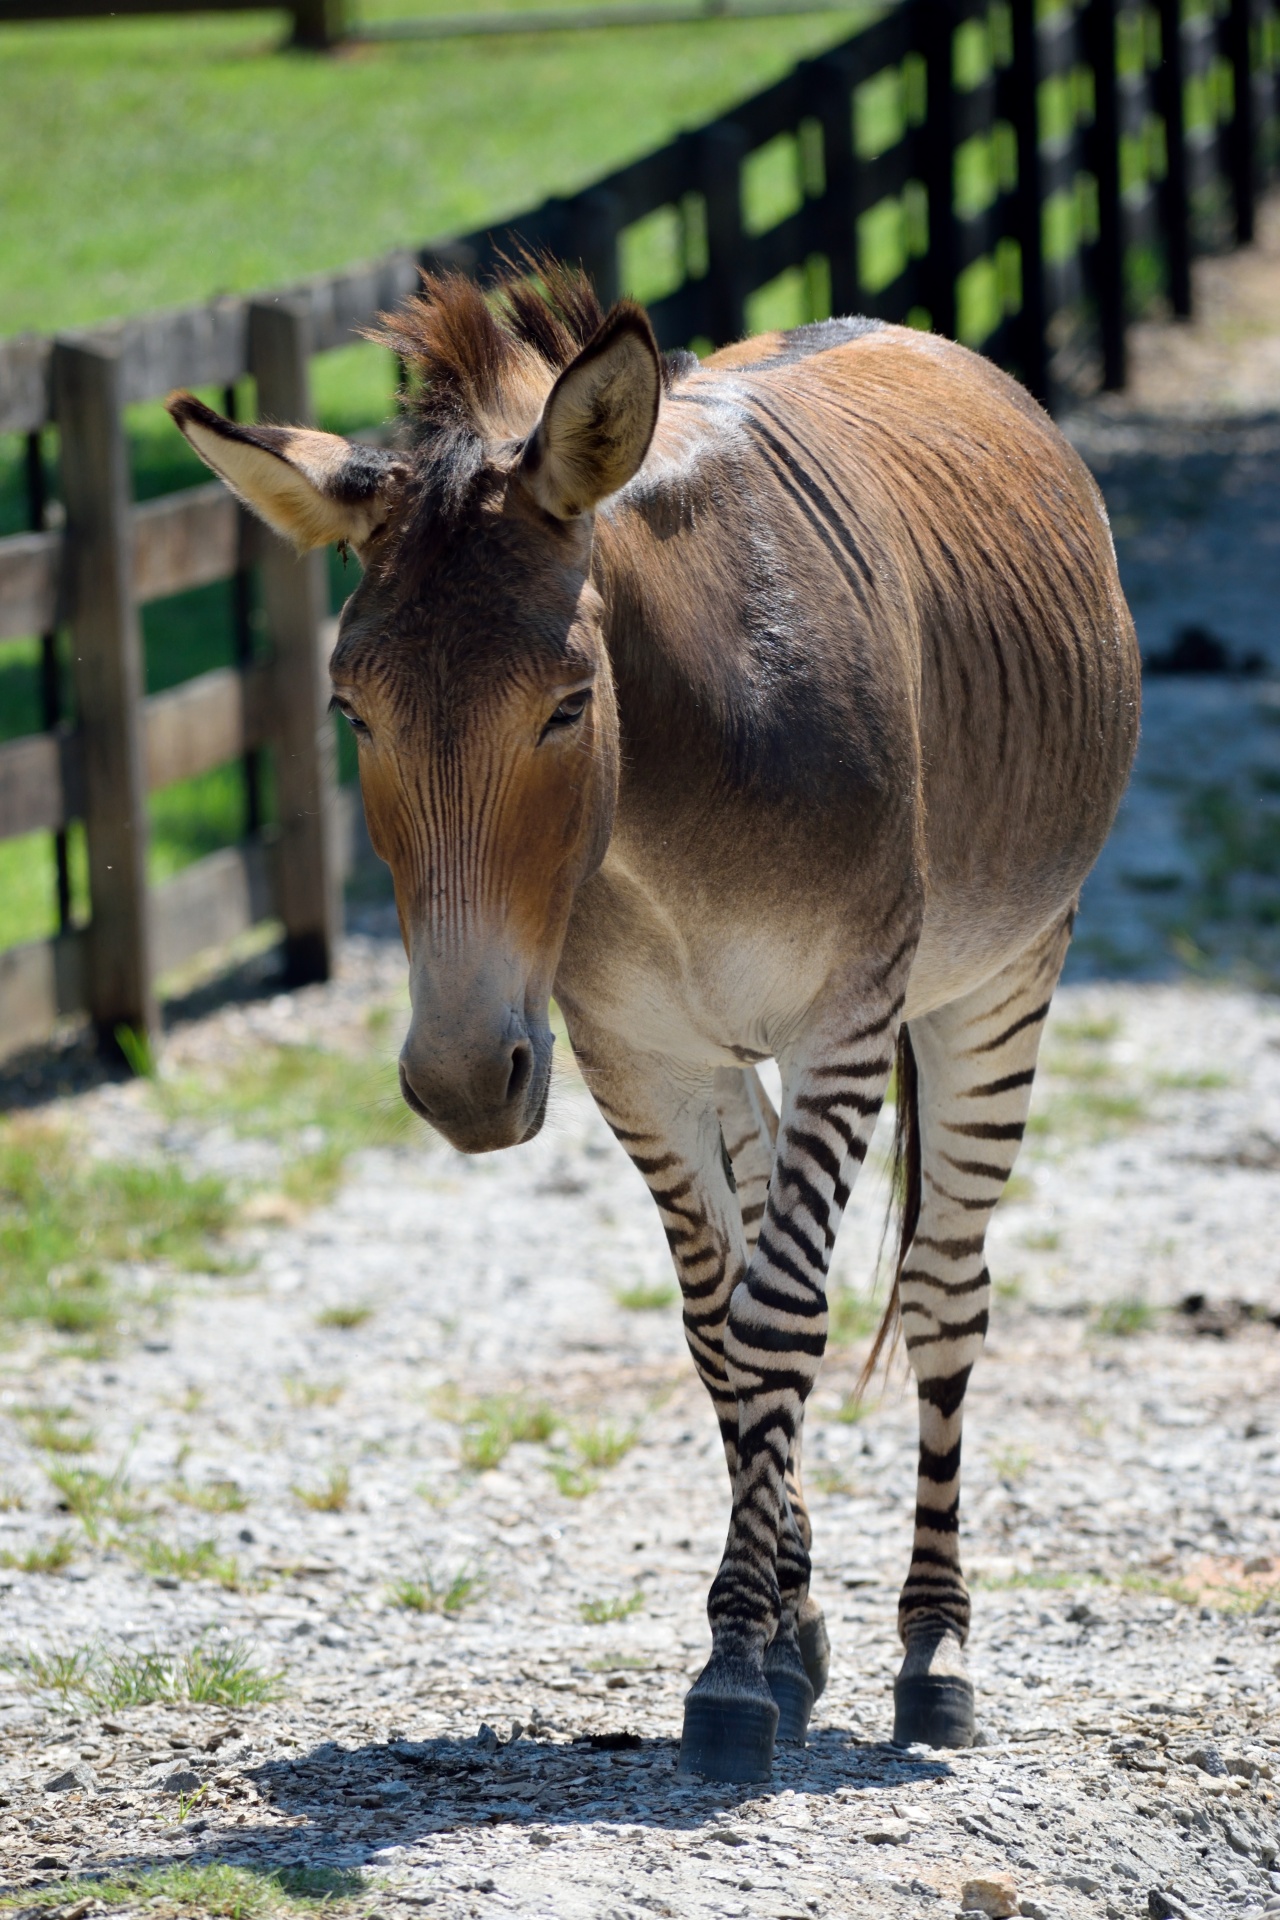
(165, 391, 408, 555)
(519, 303, 661, 520)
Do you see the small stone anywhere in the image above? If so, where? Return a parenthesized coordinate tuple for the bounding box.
(960, 1873, 1018, 1917)
(1019, 1904, 1050, 1920)
(161, 1768, 201, 1793)
(1187, 1743, 1227, 1776)
(864, 1818, 912, 1845)
(44, 1764, 95, 1794)
(1148, 1893, 1190, 1920)
(475, 1723, 499, 1751)
(32, 1854, 67, 1869)
(1062, 1875, 1102, 1894)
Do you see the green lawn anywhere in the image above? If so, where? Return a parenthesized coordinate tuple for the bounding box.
(0, 4, 869, 338)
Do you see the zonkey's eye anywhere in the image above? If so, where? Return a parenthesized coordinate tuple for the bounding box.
(543, 690, 591, 736)
(329, 696, 369, 736)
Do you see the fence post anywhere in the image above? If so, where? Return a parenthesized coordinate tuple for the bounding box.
(575, 189, 623, 308)
(1226, 0, 1257, 244)
(699, 123, 751, 345)
(918, 0, 958, 339)
(1009, 0, 1049, 402)
(290, 0, 343, 49)
(1084, 0, 1127, 390)
(248, 299, 340, 988)
(812, 52, 860, 319)
(52, 339, 157, 1052)
(1155, 0, 1193, 316)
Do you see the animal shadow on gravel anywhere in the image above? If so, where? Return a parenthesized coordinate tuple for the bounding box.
(71, 1734, 953, 1891)
(222, 1732, 953, 1848)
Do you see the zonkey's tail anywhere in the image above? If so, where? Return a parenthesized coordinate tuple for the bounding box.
(855, 1024, 920, 1397)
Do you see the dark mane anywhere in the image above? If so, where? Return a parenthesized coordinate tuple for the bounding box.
(373, 255, 609, 442)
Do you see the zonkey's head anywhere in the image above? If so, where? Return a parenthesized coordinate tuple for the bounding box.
(168, 270, 661, 1153)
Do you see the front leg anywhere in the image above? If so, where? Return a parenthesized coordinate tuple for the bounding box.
(683, 987, 904, 1781)
(715, 1065, 829, 1719)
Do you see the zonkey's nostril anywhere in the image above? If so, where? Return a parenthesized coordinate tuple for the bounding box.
(506, 1042, 534, 1105)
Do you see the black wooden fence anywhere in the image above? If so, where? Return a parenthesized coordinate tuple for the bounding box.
(0, 0, 1278, 1062)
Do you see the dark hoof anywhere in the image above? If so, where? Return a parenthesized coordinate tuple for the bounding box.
(679, 1691, 778, 1782)
(892, 1672, 974, 1749)
(796, 1602, 830, 1701)
(763, 1634, 814, 1743)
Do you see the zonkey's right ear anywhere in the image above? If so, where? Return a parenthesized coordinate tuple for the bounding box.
(166, 391, 408, 556)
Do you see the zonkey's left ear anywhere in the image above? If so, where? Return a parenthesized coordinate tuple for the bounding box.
(519, 303, 661, 520)
(166, 391, 408, 555)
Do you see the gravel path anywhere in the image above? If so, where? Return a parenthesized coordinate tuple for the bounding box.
(0, 964, 1278, 1920)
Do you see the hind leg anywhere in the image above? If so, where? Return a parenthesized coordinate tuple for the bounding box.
(715, 1067, 828, 1737)
(893, 915, 1072, 1747)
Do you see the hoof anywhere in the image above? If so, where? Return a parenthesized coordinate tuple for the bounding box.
(893, 1626, 974, 1748)
(763, 1637, 814, 1743)
(679, 1671, 778, 1782)
(796, 1600, 830, 1701)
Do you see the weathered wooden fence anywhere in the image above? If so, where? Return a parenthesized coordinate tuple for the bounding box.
(1, 0, 1279, 1064)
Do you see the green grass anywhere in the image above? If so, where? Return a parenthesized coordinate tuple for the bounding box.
(388, 1566, 484, 1614)
(14, 1404, 96, 1453)
(2, 1637, 281, 1710)
(0, 1118, 233, 1332)
(292, 1465, 350, 1512)
(49, 1464, 143, 1539)
(548, 1460, 598, 1499)
(0, 1864, 365, 1917)
(572, 1420, 638, 1469)
(315, 1302, 374, 1330)
(0, 9, 869, 339)
(159, 1041, 410, 1207)
(439, 1393, 556, 1473)
(614, 1283, 677, 1312)
(0, 1535, 77, 1574)
(1092, 1297, 1157, 1338)
(170, 1476, 248, 1513)
(127, 1534, 242, 1587)
(580, 1590, 644, 1624)
(827, 1283, 882, 1345)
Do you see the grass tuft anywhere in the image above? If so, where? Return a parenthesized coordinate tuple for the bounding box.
(614, 1283, 677, 1311)
(827, 1285, 881, 1346)
(0, 1859, 358, 1915)
(1093, 1297, 1157, 1338)
(580, 1591, 644, 1625)
(127, 1534, 241, 1588)
(2, 1637, 281, 1711)
(14, 1404, 95, 1453)
(169, 1476, 248, 1513)
(159, 1043, 409, 1211)
(0, 1534, 76, 1574)
(314, 1302, 374, 1331)
(572, 1421, 638, 1470)
(49, 1463, 141, 1539)
(440, 1394, 556, 1474)
(388, 1567, 484, 1615)
(0, 1120, 233, 1332)
(292, 1465, 350, 1512)
(548, 1461, 599, 1500)
(283, 1375, 345, 1410)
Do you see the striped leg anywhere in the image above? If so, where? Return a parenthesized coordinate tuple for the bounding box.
(681, 969, 908, 1781)
(892, 916, 1071, 1748)
(715, 1068, 829, 1712)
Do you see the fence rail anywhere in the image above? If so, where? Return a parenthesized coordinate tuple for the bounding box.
(1, 0, 1279, 1064)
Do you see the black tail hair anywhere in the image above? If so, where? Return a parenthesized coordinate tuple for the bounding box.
(855, 1022, 920, 1396)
